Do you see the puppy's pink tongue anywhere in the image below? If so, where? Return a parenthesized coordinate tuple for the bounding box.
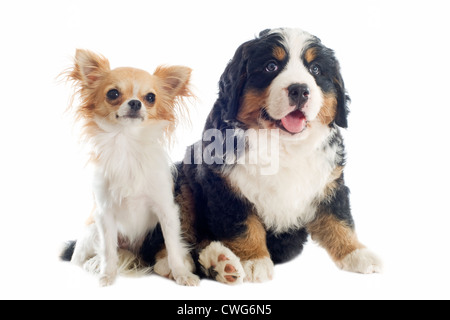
(281, 110, 307, 134)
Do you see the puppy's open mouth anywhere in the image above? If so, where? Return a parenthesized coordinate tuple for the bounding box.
(262, 109, 308, 134)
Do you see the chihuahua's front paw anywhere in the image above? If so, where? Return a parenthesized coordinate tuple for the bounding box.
(99, 263, 118, 287)
(99, 272, 117, 287)
(173, 272, 200, 286)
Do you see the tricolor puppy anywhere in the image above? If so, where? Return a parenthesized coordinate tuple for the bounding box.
(61, 49, 199, 286)
(144, 28, 382, 284)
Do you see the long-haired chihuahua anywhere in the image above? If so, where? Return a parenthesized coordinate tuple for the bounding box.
(61, 49, 199, 286)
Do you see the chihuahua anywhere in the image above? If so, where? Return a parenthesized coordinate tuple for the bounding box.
(63, 49, 199, 286)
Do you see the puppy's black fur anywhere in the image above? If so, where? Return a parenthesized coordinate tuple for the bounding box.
(140, 28, 355, 271)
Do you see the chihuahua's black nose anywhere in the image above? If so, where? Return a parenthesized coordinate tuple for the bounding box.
(128, 100, 142, 111)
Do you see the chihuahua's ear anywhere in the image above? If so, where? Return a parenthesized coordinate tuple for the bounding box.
(73, 49, 110, 87)
(154, 65, 192, 98)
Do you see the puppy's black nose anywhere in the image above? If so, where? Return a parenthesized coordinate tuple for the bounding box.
(288, 84, 309, 107)
(128, 100, 142, 111)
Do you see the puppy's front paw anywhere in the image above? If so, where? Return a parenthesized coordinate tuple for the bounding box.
(337, 248, 383, 274)
(242, 257, 274, 283)
(199, 241, 245, 285)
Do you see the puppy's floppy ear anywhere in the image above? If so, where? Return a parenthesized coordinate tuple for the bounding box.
(72, 49, 110, 87)
(333, 65, 350, 128)
(219, 41, 250, 122)
(154, 65, 192, 98)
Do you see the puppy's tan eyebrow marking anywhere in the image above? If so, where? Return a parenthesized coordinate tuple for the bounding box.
(304, 47, 317, 63)
(273, 46, 286, 61)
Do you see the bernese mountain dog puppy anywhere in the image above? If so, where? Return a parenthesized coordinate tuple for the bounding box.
(141, 28, 382, 284)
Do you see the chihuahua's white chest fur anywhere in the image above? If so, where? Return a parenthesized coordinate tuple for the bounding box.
(91, 118, 173, 249)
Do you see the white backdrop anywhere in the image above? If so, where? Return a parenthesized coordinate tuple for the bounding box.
(1, 0, 449, 300)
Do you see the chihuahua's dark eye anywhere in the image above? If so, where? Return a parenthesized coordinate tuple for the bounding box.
(145, 93, 156, 104)
(106, 89, 120, 100)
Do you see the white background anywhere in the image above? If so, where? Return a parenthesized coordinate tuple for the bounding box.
(1, 0, 449, 300)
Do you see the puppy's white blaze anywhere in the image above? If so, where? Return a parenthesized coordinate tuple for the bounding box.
(266, 29, 324, 122)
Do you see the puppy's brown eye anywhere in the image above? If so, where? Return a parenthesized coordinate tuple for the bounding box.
(145, 93, 156, 103)
(107, 89, 120, 100)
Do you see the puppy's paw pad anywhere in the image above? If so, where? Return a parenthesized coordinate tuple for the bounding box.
(199, 241, 245, 285)
(242, 257, 274, 283)
(218, 254, 228, 262)
(337, 248, 383, 274)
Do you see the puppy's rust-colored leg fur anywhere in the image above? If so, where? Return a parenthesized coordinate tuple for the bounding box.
(197, 214, 273, 285)
(222, 214, 270, 262)
(155, 184, 274, 284)
(307, 214, 364, 262)
(306, 166, 382, 274)
(222, 214, 274, 283)
(307, 213, 382, 274)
